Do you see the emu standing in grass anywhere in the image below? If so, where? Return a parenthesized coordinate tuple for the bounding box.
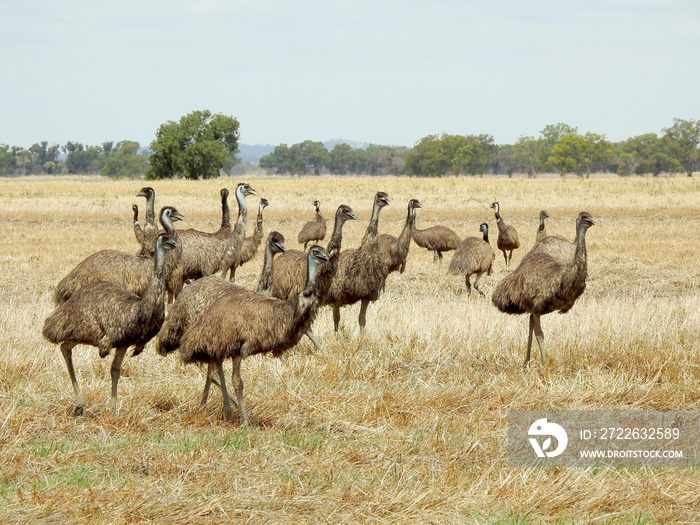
(134, 187, 158, 256)
(411, 214, 461, 262)
(379, 198, 422, 275)
(176, 183, 256, 289)
(491, 201, 520, 266)
(491, 212, 595, 366)
(177, 245, 330, 425)
(157, 232, 287, 406)
(536, 210, 549, 243)
(225, 198, 270, 281)
(324, 192, 390, 344)
(54, 206, 184, 304)
(43, 234, 178, 415)
(297, 200, 326, 249)
(448, 223, 494, 296)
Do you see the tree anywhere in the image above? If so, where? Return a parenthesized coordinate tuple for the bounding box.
(28, 141, 60, 174)
(100, 141, 149, 178)
(548, 133, 590, 176)
(260, 144, 292, 174)
(405, 134, 467, 176)
(582, 133, 614, 175)
(451, 135, 490, 176)
(514, 136, 543, 178)
(365, 144, 408, 175)
(290, 140, 328, 175)
(616, 133, 679, 176)
(146, 110, 240, 180)
(663, 118, 700, 177)
(62, 142, 104, 174)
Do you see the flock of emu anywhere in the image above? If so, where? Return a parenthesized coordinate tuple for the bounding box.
(42, 184, 594, 424)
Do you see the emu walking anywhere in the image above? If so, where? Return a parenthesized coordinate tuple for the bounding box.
(448, 223, 494, 296)
(411, 215, 460, 262)
(297, 200, 326, 249)
(177, 245, 330, 425)
(43, 234, 177, 415)
(491, 201, 520, 266)
(491, 212, 595, 366)
(54, 206, 184, 304)
(157, 231, 287, 406)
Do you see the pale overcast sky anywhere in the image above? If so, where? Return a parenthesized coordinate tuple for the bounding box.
(1, 0, 698, 149)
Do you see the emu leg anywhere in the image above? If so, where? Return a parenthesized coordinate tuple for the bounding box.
(332, 305, 341, 332)
(215, 360, 234, 421)
(228, 265, 237, 282)
(230, 355, 249, 426)
(465, 274, 472, 295)
(60, 342, 84, 416)
(502, 250, 508, 265)
(532, 314, 546, 363)
(433, 250, 439, 262)
(201, 362, 238, 408)
(358, 299, 370, 348)
(473, 272, 485, 297)
(305, 329, 322, 352)
(110, 347, 128, 413)
(524, 314, 535, 367)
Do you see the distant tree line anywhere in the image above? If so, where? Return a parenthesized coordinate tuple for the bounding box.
(1, 114, 698, 178)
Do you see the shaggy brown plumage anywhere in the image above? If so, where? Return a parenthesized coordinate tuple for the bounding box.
(448, 222, 495, 296)
(491, 201, 520, 266)
(226, 198, 269, 281)
(54, 206, 184, 305)
(536, 210, 549, 243)
(411, 216, 461, 262)
(134, 187, 159, 256)
(297, 200, 326, 249)
(491, 212, 595, 365)
(43, 234, 177, 415)
(324, 192, 390, 343)
(529, 235, 577, 265)
(176, 183, 256, 287)
(379, 198, 422, 275)
(177, 245, 330, 424)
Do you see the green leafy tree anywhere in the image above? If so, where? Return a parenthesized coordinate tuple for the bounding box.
(101, 141, 149, 178)
(259, 144, 292, 174)
(583, 132, 615, 175)
(365, 145, 408, 175)
(539, 123, 578, 172)
(405, 134, 467, 176)
(451, 135, 490, 175)
(146, 110, 240, 180)
(548, 133, 590, 176)
(63, 142, 104, 174)
(663, 118, 700, 177)
(28, 141, 60, 174)
(514, 135, 543, 178)
(0, 144, 17, 175)
(290, 140, 328, 175)
(616, 133, 679, 176)
(493, 144, 517, 177)
(328, 143, 354, 174)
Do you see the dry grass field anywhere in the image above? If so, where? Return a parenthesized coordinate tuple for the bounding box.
(0, 174, 699, 524)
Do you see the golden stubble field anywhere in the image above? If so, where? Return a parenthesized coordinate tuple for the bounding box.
(0, 174, 699, 524)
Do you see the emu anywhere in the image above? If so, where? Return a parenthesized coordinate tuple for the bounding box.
(491, 212, 595, 366)
(43, 234, 177, 415)
(448, 222, 494, 296)
(491, 201, 520, 266)
(177, 245, 330, 425)
(297, 200, 326, 249)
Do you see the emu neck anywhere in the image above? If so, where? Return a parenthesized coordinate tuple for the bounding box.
(256, 243, 276, 294)
(361, 202, 382, 249)
(315, 209, 324, 223)
(483, 230, 489, 243)
(396, 206, 416, 256)
(221, 193, 231, 230)
(145, 193, 155, 224)
(140, 246, 168, 319)
(326, 214, 348, 257)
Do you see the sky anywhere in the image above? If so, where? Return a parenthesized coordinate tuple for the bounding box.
(1, 0, 699, 149)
